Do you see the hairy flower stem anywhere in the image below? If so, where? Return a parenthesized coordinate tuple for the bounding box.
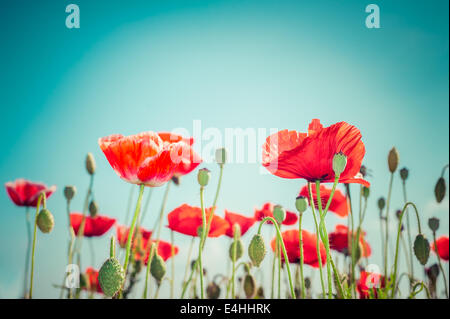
(29, 192, 46, 299)
(23, 208, 31, 298)
(198, 186, 207, 299)
(142, 243, 156, 299)
(384, 173, 394, 278)
(257, 217, 296, 299)
(401, 180, 414, 287)
(433, 231, 449, 299)
(298, 212, 306, 299)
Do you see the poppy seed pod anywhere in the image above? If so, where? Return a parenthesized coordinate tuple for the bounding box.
(151, 253, 167, 284)
(64, 185, 76, 201)
(388, 147, 399, 173)
(434, 177, 446, 203)
(98, 257, 125, 297)
(295, 196, 308, 214)
(413, 234, 430, 265)
(399, 167, 409, 181)
(377, 197, 386, 211)
(273, 205, 286, 224)
(248, 234, 266, 267)
(332, 152, 347, 176)
(88, 200, 98, 218)
(215, 148, 227, 166)
(428, 217, 440, 232)
(243, 274, 257, 298)
(197, 168, 211, 187)
(425, 264, 440, 282)
(229, 239, 244, 261)
(206, 282, 221, 299)
(86, 152, 96, 175)
(37, 209, 55, 233)
(362, 186, 370, 199)
(256, 286, 265, 298)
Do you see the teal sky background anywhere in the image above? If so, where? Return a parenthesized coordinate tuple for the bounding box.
(0, 0, 448, 298)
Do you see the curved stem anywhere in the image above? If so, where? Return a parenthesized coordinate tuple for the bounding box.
(402, 181, 414, 285)
(298, 212, 305, 299)
(29, 192, 45, 298)
(433, 231, 449, 299)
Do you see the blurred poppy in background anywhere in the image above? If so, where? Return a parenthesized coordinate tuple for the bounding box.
(224, 210, 256, 237)
(328, 224, 372, 257)
(357, 271, 385, 299)
(298, 184, 349, 217)
(5, 179, 56, 207)
(70, 213, 116, 237)
(254, 202, 298, 225)
(432, 235, 449, 261)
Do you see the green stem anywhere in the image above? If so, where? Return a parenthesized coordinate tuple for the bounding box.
(142, 243, 156, 298)
(345, 183, 356, 297)
(110, 236, 115, 258)
(402, 180, 414, 285)
(433, 232, 449, 299)
(29, 192, 46, 298)
(182, 237, 195, 290)
(153, 182, 172, 243)
(384, 173, 394, 278)
(198, 186, 207, 299)
(75, 174, 94, 256)
(170, 230, 175, 299)
(271, 239, 276, 299)
(23, 208, 31, 298)
(277, 235, 281, 299)
(231, 234, 237, 298)
(298, 212, 305, 299)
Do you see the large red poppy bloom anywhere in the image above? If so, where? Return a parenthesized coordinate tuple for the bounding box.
(432, 236, 449, 261)
(298, 184, 349, 217)
(5, 179, 56, 207)
(262, 119, 369, 187)
(99, 132, 191, 187)
(224, 210, 256, 237)
(84, 267, 102, 294)
(254, 202, 298, 226)
(270, 229, 326, 267)
(167, 204, 228, 237)
(328, 224, 371, 258)
(357, 271, 385, 299)
(70, 213, 116, 237)
(116, 224, 152, 249)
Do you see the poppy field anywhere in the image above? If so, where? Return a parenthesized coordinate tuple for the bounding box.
(4, 119, 449, 300)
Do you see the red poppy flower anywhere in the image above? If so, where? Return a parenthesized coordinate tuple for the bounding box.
(84, 267, 102, 294)
(357, 271, 385, 299)
(298, 184, 349, 217)
(224, 210, 256, 237)
(262, 119, 369, 187)
(116, 224, 152, 248)
(167, 204, 228, 237)
(70, 213, 116, 237)
(138, 238, 179, 263)
(432, 236, 449, 261)
(254, 202, 298, 225)
(328, 224, 371, 258)
(98, 132, 185, 187)
(158, 132, 194, 146)
(270, 229, 326, 267)
(5, 179, 56, 207)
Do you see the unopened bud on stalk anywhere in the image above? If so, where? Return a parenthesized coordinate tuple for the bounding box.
(388, 147, 399, 173)
(377, 197, 386, 211)
(273, 205, 286, 224)
(86, 152, 96, 175)
(151, 253, 167, 284)
(399, 167, 409, 181)
(434, 177, 446, 203)
(172, 176, 180, 185)
(395, 209, 402, 220)
(332, 152, 347, 176)
(425, 264, 440, 282)
(37, 209, 55, 233)
(248, 234, 266, 267)
(206, 282, 221, 299)
(305, 277, 311, 289)
(215, 148, 227, 166)
(197, 168, 211, 187)
(256, 286, 265, 298)
(413, 234, 430, 265)
(243, 274, 257, 298)
(295, 196, 308, 214)
(89, 200, 98, 218)
(362, 186, 370, 199)
(64, 185, 76, 201)
(428, 217, 440, 232)
(229, 239, 244, 261)
(98, 258, 125, 297)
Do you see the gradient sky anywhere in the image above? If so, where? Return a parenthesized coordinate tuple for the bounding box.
(0, 0, 448, 298)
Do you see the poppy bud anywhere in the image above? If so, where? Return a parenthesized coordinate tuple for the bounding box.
(378, 197, 385, 211)
(295, 196, 308, 214)
(64, 185, 76, 201)
(434, 177, 446, 203)
(399, 167, 409, 181)
(215, 148, 227, 166)
(248, 234, 266, 267)
(243, 274, 257, 298)
(229, 239, 244, 261)
(98, 258, 125, 297)
(89, 200, 98, 218)
(273, 205, 286, 224)
(395, 209, 402, 220)
(197, 168, 211, 187)
(304, 277, 311, 289)
(86, 152, 96, 175)
(428, 217, 440, 232)
(151, 253, 166, 284)
(37, 209, 55, 233)
(256, 286, 265, 298)
(388, 147, 399, 173)
(206, 282, 221, 299)
(425, 264, 440, 282)
(413, 234, 430, 265)
(362, 186, 370, 199)
(172, 176, 180, 185)
(332, 152, 347, 176)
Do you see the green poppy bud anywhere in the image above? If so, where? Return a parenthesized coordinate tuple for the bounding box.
(64, 185, 76, 202)
(434, 177, 446, 203)
(98, 258, 125, 297)
(248, 234, 266, 267)
(229, 239, 244, 261)
(197, 168, 211, 187)
(243, 274, 257, 299)
(37, 209, 54, 233)
(206, 282, 221, 299)
(399, 167, 409, 181)
(295, 196, 308, 214)
(89, 200, 98, 218)
(215, 148, 227, 166)
(86, 152, 96, 175)
(332, 152, 347, 176)
(388, 147, 399, 173)
(378, 197, 386, 211)
(362, 186, 370, 199)
(151, 253, 167, 284)
(273, 205, 286, 224)
(413, 234, 430, 265)
(428, 217, 440, 232)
